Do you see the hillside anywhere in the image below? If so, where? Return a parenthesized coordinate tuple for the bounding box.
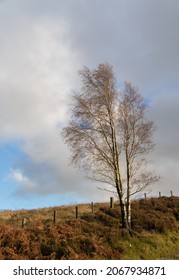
(0, 196, 178, 260)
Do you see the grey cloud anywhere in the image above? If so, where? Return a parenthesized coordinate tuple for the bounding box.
(65, 0, 179, 91)
(1, 0, 179, 201)
(150, 91, 179, 161)
(11, 155, 102, 199)
(147, 90, 179, 195)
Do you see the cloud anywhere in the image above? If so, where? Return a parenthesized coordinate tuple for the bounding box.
(0, 0, 179, 205)
(6, 169, 27, 183)
(147, 89, 179, 195)
(49, 0, 179, 91)
(0, 18, 75, 140)
(5, 169, 37, 195)
(0, 1, 87, 200)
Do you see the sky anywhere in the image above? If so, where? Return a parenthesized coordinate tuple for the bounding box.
(0, 0, 179, 210)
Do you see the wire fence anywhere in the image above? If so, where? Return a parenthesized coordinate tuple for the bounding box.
(0, 190, 176, 228)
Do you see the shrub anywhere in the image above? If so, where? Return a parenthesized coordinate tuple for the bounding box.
(40, 240, 68, 259)
(81, 213, 95, 222)
(132, 209, 178, 233)
(95, 211, 118, 227)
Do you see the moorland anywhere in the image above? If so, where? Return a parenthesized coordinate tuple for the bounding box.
(0, 196, 178, 260)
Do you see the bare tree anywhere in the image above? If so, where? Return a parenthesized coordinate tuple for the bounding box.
(62, 63, 158, 231)
(118, 82, 159, 226)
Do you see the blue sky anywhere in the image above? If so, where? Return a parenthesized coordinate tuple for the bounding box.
(0, 0, 179, 210)
(0, 142, 89, 209)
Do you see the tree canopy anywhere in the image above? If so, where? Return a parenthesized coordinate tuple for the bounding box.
(62, 63, 159, 230)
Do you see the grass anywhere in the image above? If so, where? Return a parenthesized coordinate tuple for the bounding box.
(0, 196, 178, 260)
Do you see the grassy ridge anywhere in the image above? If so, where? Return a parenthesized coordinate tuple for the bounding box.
(0, 196, 178, 260)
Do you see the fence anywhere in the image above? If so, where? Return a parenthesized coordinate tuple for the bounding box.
(0, 191, 175, 228)
(20, 190, 175, 227)
(144, 190, 174, 200)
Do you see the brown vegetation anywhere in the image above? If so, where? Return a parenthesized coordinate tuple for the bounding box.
(0, 196, 178, 260)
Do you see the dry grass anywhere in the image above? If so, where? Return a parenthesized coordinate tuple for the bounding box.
(0, 196, 178, 260)
(0, 202, 109, 227)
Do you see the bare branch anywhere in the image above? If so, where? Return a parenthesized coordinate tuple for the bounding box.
(62, 64, 159, 230)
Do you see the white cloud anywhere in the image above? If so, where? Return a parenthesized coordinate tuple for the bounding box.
(0, 0, 179, 204)
(5, 169, 37, 194)
(6, 169, 27, 183)
(0, 18, 75, 140)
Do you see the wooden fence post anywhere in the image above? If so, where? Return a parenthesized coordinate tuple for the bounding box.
(110, 197, 114, 209)
(53, 210, 57, 223)
(76, 206, 78, 219)
(144, 193, 147, 201)
(22, 217, 28, 228)
(159, 192, 161, 198)
(22, 217, 25, 228)
(91, 202, 94, 214)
